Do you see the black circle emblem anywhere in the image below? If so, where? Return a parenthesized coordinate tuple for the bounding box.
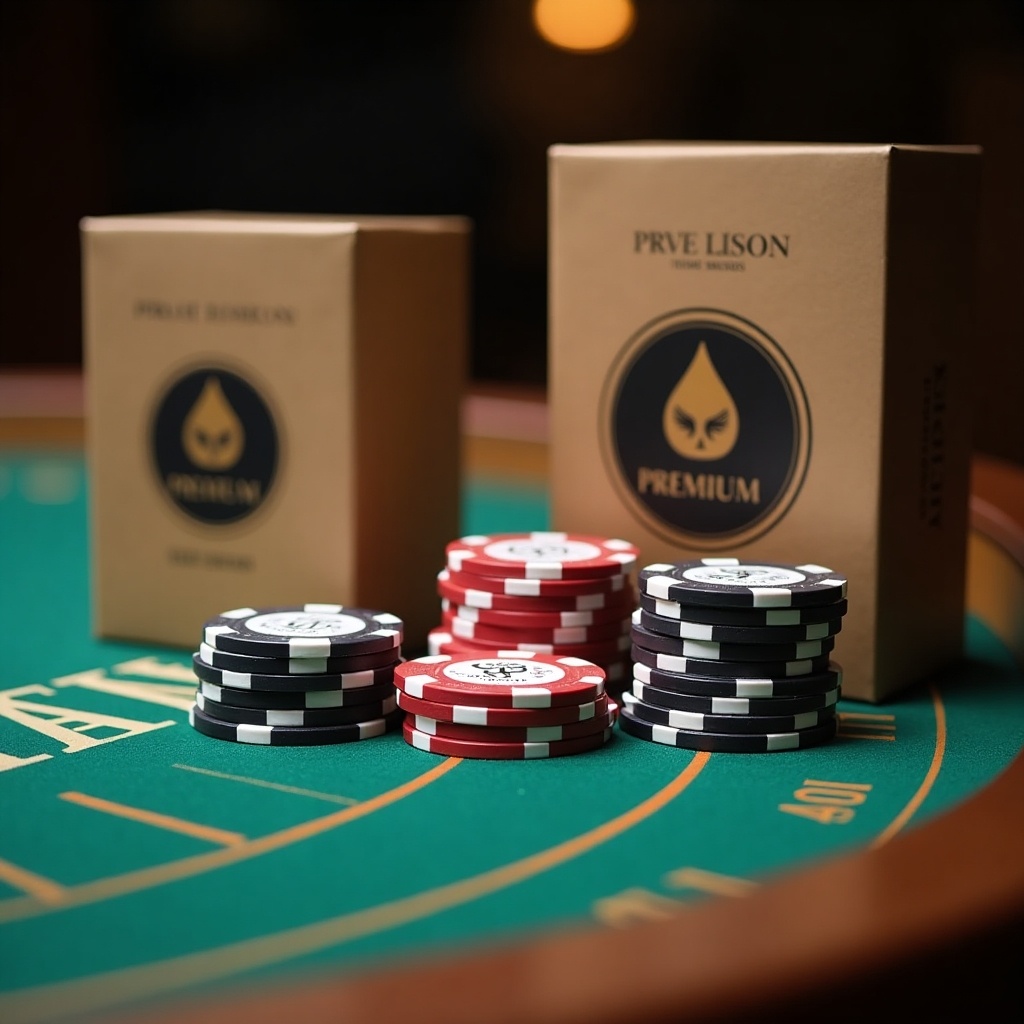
(151, 366, 278, 525)
(600, 309, 811, 548)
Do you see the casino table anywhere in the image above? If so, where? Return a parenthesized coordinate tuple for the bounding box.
(1, 382, 1022, 1023)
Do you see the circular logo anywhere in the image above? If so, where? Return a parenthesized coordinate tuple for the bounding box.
(600, 309, 810, 547)
(443, 659, 566, 687)
(682, 565, 807, 588)
(244, 612, 364, 638)
(483, 539, 601, 564)
(151, 367, 279, 525)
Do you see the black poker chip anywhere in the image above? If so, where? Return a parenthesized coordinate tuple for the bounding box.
(196, 678, 397, 710)
(203, 605, 403, 659)
(633, 661, 843, 698)
(621, 690, 836, 734)
(195, 690, 398, 727)
(639, 559, 847, 608)
(636, 607, 843, 645)
(617, 703, 838, 753)
(630, 677, 840, 715)
(189, 702, 403, 746)
(191, 653, 398, 694)
(630, 615, 835, 662)
(638, 593, 848, 627)
(196, 642, 400, 681)
(631, 643, 832, 679)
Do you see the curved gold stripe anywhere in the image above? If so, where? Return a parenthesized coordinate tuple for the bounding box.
(0, 753, 710, 1024)
(870, 685, 947, 848)
(0, 757, 462, 925)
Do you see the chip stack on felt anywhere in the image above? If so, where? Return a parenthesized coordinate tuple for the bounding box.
(395, 651, 616, 759)
(189, 605, 404, 745)
(432, 532, 639, 696)
(620, 559, 848, 753)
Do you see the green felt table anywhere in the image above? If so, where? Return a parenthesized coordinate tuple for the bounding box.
(0, 449, 1022, 1023)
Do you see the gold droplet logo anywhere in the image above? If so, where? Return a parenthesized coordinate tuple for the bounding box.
(662, 341, 739, 460)
(182, 376, 245, 470)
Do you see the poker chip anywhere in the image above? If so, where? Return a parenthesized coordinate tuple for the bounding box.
(636, 607, 843, 644)
(403, 719, 613, 760)
(639, 559, 847, 608)
(197, 641, 400, 679)
(618, 704, 838, 753)
(195, 690, 398, 727)
(395, 688, 614, 727)
(430, 628, 631, 665)
(620, 690, 835, 734)
(203, 605, 403, 659)
(443, 608, 630, 646)
(630, 677, 840, 715)
(192, 653, 397, 693)
(395, 653, 606, 708)
(189, 703, 403, 746)
(630, 613, 835, 662)
(410, 709, 615, 744)
(197, 677, 397, 710)
(639, 593, 849, 627)
(631, 643, 832, 678)
(438, 571, 633, 613)
(442, 597, 632, 630)
(445, 566, 632, 598)
(446, 532, 638, 580)
(633, 661, 844, 698)
(190, 603, 405, 746)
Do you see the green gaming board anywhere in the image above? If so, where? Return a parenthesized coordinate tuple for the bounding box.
(0, 450, 1022, 1023)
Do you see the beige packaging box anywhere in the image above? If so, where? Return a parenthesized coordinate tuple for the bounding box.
(82, 212, 469, 651)
(549, 143, 979, 702)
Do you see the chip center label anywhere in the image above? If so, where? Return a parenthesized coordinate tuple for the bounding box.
(482, 539, 602, 564)
(244, 612, 368, 638)
(682, 565, 807, 588)
(443, 660, 567, 687)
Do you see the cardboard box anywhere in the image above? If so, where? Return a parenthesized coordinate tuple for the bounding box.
(82, 212, 469, 651)
(549, 143, 979, 702)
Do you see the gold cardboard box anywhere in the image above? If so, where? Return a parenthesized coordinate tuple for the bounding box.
(81, 212, 469, 651)
(549, 143, 979, 702)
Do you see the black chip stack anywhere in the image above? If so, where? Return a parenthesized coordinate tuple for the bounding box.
(620, 559, 848, 753)
(188, 604, 404, 746)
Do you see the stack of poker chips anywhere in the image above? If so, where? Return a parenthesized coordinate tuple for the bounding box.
(394, 651, 616, 760)
(620, 559, 847, 753)
(189, 604, 404, 746)
(431, 531, 639, 696)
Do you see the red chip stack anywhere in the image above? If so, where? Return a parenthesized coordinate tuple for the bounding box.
(431, 531, 640, 698)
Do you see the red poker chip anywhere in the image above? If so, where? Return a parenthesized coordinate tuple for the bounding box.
(444, 566, 634, 599)
(446, 532, 638, 580)
(395, 688, 614, 726)
(403, 719, 613, 760)
(428, 628, 631, 665)
(439, 596, 632, 630)
(394, 652, 606, 708)
(438, 571, 635, 614)
(408, 709, 615, 744)
(440, 608, 630, 645)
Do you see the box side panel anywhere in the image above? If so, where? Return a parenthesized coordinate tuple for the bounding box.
(875, 150, 980, 698)
(549, 147, 888, 698)
(353, 228, 469, 652)
(81, 224, 358, 646)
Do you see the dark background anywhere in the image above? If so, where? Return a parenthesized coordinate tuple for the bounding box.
(2, 0, 1022, 461)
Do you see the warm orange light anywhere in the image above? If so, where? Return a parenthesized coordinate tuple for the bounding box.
(532, 0, 636, 54)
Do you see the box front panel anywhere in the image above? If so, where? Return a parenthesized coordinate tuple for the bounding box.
(550, 146, 891, 697)
(83, 224, 357, 646)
